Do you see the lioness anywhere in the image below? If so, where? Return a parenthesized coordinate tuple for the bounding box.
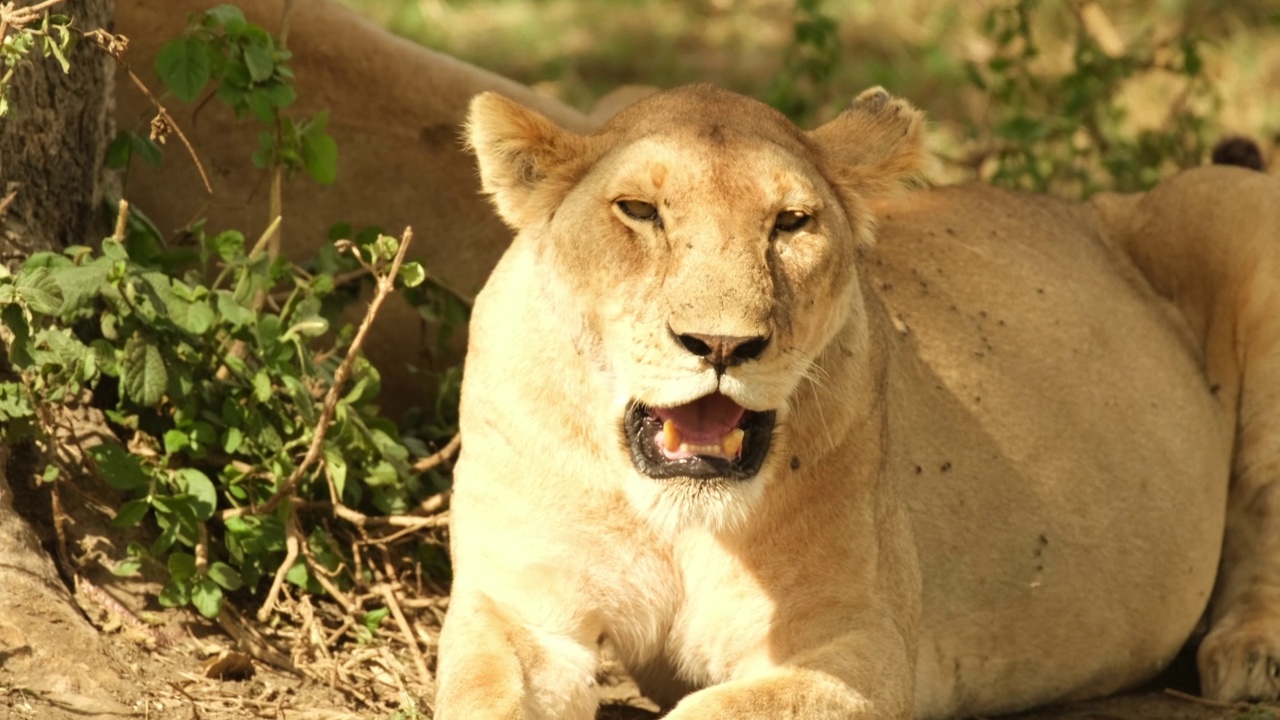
(437, 84, 1280, 718)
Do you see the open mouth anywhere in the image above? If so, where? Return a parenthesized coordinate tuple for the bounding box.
(624, 393, 776, 480)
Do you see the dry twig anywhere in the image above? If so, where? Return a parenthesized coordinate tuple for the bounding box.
(84, 29, 214, 194)
(377, 584, 431, 690)
(258, 514, 304, 622)
(111, 198, 129, 243)
(1161, 687, 1277, 711)
(217, 604, 296, 673)
(413, 432, 461, 473)
(0, 0, 67, 42)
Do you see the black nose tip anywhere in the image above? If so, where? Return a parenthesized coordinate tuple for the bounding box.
(675, 332, 769, 367)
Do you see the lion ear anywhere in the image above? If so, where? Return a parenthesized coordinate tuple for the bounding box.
(808, 87, 927, 198)
(466, 92, 595, 230)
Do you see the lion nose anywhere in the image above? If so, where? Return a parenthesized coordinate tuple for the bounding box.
(674, 332, 770, 368)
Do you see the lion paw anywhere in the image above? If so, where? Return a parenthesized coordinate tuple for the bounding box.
(1198, 620, 1280, 701)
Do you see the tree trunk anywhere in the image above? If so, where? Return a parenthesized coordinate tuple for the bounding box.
(0, 1, 131, 715)
(0, 0, 115, 260)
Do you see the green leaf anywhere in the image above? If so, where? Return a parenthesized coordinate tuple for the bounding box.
(189, 422, 217, 453)
(2, 304, 32, 368)
(158, 578, 190, 607)
(372, 234, 398, 262)
(20, 251, 71, 270)
(210, 229, 245, 262)
(265, 81, 296, 109)
(123, 335, 168, 406)
(155, 37, 212, 103)
(207, 561, 243, 591)
(286, 315, 328, 339)
(365, 460, 398, 488)
(163, 429, 190, 455)
(107, 130, 163, 169)
(324, 443, 347, 499)
(216, 81, 247, 112)
(300, 128, 338, 185)
(175, 297, 215, 335)
(282, 375, 317, 426)
(90, 339, 119, 377)
(399, 262, 425, 289)
(245, 88, 275, 124)
(168, 551, 197, 582)
(240, 33, 276, 83)
(101, 238, 128, 261)
(105, 131, 133, 170)
(0, 382, 34, 424)
(131, 131, 163, 166)
(256, 313, 282, 351)
(173, 468, 217, 521)
(223, 425, 244, 454)
(253, 370, 272, 403)
(16, 267, 64, 315)
(216, 291, 254, 327)
(112, 558, 142, 577)
(362, 607, 390, 633)
(43, 32, 71, 74)
(1182, 39, 1202, 76)
(152, 523, 179, 555)
(327, 223, 352, 243)
(86, 442, 149, 490)
(79, 344, 99, 383)
(285, 560, 309, 588)
(226, 515, 286, 554)
(203, 4, 246, 32)
(54, 263, 109, 315)
(113, 498, 151, 528)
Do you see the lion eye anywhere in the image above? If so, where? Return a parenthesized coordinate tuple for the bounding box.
(773, 210, 811, 234)
(617, 199, 660, 223)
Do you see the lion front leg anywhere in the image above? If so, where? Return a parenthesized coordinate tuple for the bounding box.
(434, 591, 599, 720)
(1196, 178, 1280, 701)
(1199, 388, 1280, 702)
(665, 624, 915, 720)
(1104, 167, 1280, 703)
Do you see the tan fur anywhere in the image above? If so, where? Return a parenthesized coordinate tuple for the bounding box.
(115, 0, 596, 414)
(439, 84, 1280, 718)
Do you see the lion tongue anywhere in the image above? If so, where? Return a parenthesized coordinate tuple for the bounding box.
(653, 394, 747, 460)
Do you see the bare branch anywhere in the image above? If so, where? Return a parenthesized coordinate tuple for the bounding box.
(412, 432, 461, 474)
(85, 29, 215, 195)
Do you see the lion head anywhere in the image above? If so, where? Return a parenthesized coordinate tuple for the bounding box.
(465, 85, 926, 528)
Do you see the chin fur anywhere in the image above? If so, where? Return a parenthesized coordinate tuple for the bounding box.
(622, 471, 768, 536)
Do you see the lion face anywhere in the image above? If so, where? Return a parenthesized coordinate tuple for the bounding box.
(468, 85, 925, 527)
(551, 135, 860, 481)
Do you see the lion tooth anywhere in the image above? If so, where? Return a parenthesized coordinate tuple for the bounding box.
(722, 428, 745, 457)
(662, 420, 681, 453)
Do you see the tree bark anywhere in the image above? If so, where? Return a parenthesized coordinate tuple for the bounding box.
(0, 1, 131, 714)
(0, 0, 114, 263)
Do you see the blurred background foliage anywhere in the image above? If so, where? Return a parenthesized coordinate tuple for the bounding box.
(337, 0, 1280, 197)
